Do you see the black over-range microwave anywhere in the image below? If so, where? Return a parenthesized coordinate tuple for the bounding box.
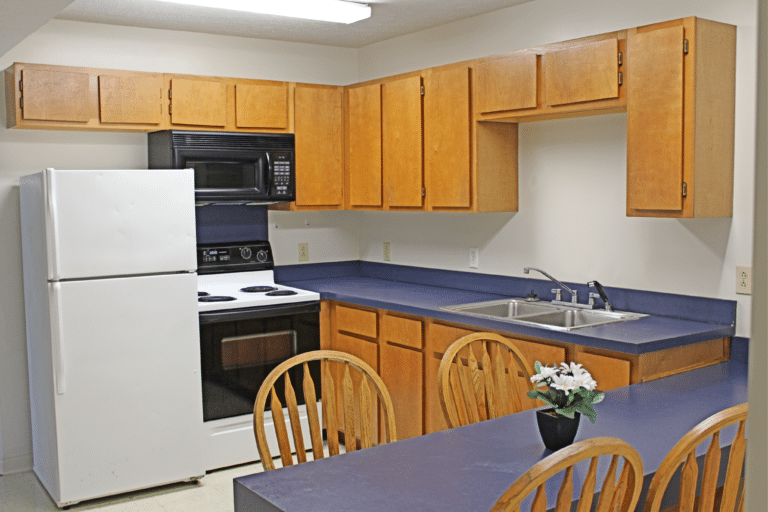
(148, 130, 295, 204)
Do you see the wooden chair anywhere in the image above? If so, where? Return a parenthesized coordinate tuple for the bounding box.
(438, 332, 537, 428)
(490, 437, 644, 512)
(253, 350, 397, 471)
(643, 403, 748, 512)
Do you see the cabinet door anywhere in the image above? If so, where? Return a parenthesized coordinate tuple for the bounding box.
(21, 68, 91, 122)
(545, 39, 619, 106)
(424, 67, 471, 209)
(574, 352, 630, 391)
(348, 83, 382, 207)
(476, 54, 538, 113)
(627, 26, 685, 211)
(235, 82, 288, 129)
(294, 85, 344, 207)
(380, 342, 423, 440)
(98, 74, 162, 125)
(382, 76, 423, 208)
(170, 78, 226, 127)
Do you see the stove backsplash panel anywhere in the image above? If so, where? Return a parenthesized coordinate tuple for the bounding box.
(195, 205, 268, 244)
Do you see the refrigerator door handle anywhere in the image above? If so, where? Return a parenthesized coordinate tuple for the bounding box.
(44, 168, 62, 281)
(50, 282, 66, 394)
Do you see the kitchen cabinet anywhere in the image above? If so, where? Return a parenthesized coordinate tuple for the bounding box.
(544, 38, 620, 107)
(168, 77, 227, 127)
(347, 83, 382, 207)
(382, 75, 423, 208)
(293, 84, 344, 209)
(476, 54, 538, 114)
(17, 67, 91, 123)
(626, 18, 735, 217)
(424, 67, 471, 209)
(98, 73, 163, 126)
(234, 82, 288, 129)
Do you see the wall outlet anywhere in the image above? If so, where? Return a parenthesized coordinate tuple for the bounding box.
(298, 243, 309, 262)
(383, 242, 391, 261)
(469, 248, 479, 269)
(736, 265, 752, 295)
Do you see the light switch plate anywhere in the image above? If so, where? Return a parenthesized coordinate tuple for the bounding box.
(736, 265, 751, 295)
(469, 248, 479, 269)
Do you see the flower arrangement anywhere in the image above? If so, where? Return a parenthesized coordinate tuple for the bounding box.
(527, 361, 605, 423)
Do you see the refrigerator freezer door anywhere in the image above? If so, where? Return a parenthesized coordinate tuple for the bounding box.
(49, 273, 204, 506)
(42, 168, 196, 280)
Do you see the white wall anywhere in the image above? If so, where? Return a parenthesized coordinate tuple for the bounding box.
(0, 20, 359, 474)
(358, 0, 757, 338)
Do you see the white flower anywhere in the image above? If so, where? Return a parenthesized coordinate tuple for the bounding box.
(572, 372, 598, 391)
(551, 373, 576, 395)
(530, 364, 558, 383)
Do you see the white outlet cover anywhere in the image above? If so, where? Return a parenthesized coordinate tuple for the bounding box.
(736, 265, 752, 295)
(469, 248, 479, 269)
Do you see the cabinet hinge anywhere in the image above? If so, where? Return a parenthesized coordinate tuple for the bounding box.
(168, 104, 172, 115)
(18, 78, 22, 92)
(168, 89, 172, 100)
(618, 72, 623, 86)
(682, 182, 688, 197)
(19, 97, 23, 112)
(683, 39, 689, 55)
(618, 52, 623, 67)
(422, 187, 426, 197)
(421, 86, 425, 96)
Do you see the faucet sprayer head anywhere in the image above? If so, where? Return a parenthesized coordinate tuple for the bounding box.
(523, 267, 530, 274)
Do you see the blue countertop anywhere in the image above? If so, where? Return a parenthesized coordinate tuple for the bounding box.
(234, 361, 748, 512)
(276, 262, 736, 355)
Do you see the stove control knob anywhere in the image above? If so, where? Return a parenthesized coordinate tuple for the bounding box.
(256, 250, 269, 262)
(240, 247, 253, 260)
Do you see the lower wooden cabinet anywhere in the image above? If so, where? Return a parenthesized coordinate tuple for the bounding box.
(324, 300, 730, 440)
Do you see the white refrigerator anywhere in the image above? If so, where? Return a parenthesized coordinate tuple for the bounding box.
(19, 168, 205, 507)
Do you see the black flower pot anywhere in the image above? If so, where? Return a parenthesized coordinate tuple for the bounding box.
(536, 408, 581, 451)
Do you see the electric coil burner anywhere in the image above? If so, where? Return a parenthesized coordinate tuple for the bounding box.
(196, 240, 321, 471)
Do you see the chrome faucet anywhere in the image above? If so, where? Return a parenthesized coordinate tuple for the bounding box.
(523, 267, 579, 305)
(588, 280, 613, 311)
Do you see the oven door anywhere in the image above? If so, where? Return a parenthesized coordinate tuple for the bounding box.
(198, 301, 321, 422)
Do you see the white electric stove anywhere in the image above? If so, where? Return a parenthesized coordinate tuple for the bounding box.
(196, 241, 320, 471)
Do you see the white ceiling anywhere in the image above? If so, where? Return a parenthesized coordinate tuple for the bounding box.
(53, 0, 535, 48)
(0, 0, 78, 58)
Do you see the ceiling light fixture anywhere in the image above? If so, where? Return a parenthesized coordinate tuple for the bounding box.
(157, 0, 371, 24)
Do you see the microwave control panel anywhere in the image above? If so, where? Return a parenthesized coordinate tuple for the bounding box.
(271, 152, 294, 197)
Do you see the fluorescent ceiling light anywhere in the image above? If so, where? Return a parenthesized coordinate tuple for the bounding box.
(157, 0, 371, 24)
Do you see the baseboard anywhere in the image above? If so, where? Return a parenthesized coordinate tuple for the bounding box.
(0, 453, 33, 475)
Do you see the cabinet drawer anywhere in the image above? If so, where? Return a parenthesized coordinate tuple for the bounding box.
(507, 337, 566, 374)
(574, 352, 630, 391)
(336, 305, 378, 339)
(426, 323, 473, 356)
(383, 314, 422, 350)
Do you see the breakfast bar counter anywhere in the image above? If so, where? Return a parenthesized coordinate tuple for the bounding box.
(234, 361, 748, 512)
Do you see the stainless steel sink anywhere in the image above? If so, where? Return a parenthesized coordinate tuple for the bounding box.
(440, 298, 647, 331)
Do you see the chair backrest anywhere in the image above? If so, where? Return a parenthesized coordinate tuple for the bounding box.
(253, 349, 397, 471)
(438, 332, 537, 428)
(490, 437, 644, 512)
(643, 403, 748, 512)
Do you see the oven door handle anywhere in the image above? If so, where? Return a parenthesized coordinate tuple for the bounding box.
(198, 300, 321, 324)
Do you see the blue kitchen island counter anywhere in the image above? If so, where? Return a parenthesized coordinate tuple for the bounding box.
(276, 262, 736, 356)
(234, 361, 748, 512)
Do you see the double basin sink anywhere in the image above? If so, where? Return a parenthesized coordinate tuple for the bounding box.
(440, 298, 648, 331)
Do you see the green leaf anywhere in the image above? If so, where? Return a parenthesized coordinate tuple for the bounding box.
(534, 361, 542, 374)
(575, 403, 598, 423)
(592, 392, 605, 404)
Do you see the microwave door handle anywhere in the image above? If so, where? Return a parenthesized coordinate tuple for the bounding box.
(264, 153, 272, 195)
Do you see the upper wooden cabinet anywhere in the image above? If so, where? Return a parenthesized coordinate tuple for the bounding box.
(169, 78, 227, 127)
(626, 18, 735, 218)
(98, 74, 163, 125)
(347, 83, 382, 207)
(235, 82, 288, 129)
(544, 39, 620, 106)
(19, 67, 91, 123)
(476, 54, 538, 114)
(424, 67, 471, 209)
(293, 84, 344, 208)
(382, 75, 424, 208)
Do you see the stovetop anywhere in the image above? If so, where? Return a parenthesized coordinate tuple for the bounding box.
(197, 239, 319, 311)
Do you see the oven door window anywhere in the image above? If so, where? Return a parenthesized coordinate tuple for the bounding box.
(199, 311, 320, 422)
